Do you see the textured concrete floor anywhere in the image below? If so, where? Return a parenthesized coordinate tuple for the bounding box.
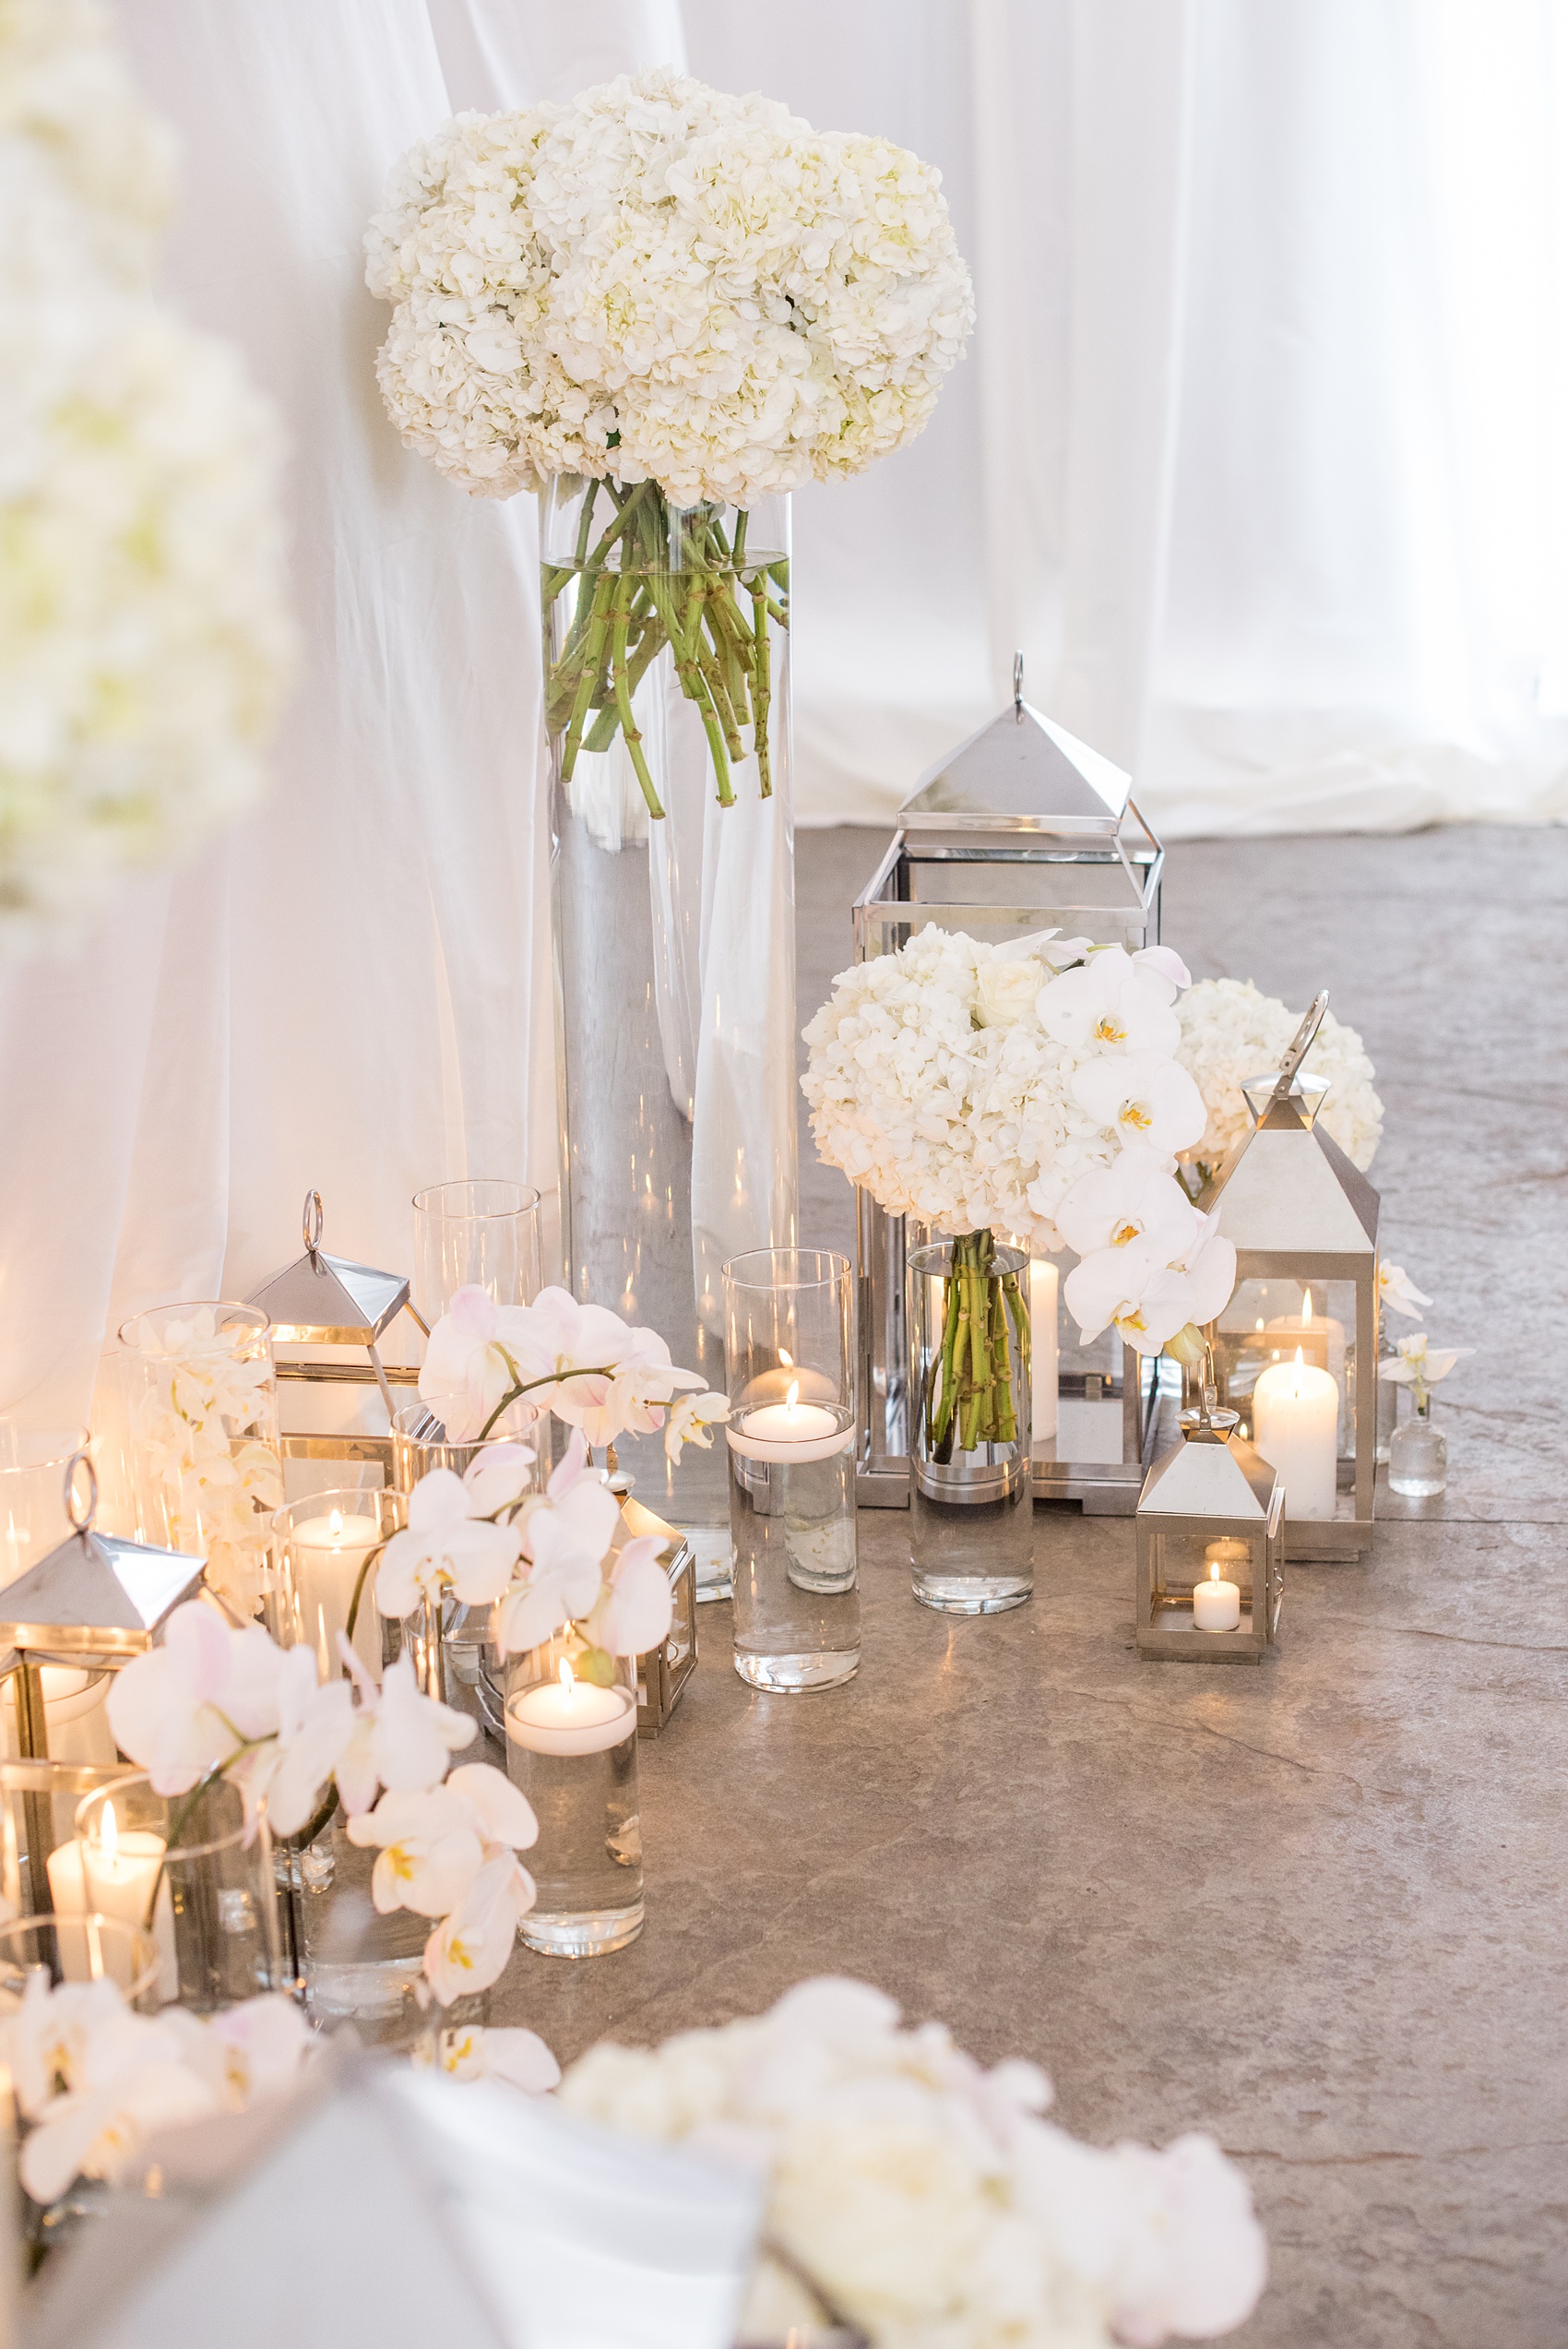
(500, 827, 1568, 2349)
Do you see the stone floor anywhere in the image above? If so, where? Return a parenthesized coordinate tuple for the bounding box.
(501, 826, 1568, 2349)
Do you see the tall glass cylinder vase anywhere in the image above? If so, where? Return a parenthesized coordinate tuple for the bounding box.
(503, 1632, 642, 1957)
(411, 1179, 543, 1327)
(723, 1249, 859, 1692)
(907, 1234, 1034, 1614)
(77, 1775, 288, 2013)
(117, 1303, 282, 1623)
(0, 1423, 87, 1587)
(545, 475, 798, 1600)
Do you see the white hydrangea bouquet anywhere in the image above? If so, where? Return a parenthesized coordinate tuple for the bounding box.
(1175, 978, 1384, 1187)
(802, 931, 1238, 1446)
(561, 1975, 1268, 2348)
(365, 67, 972, 811)
(0, 0, 292, 959)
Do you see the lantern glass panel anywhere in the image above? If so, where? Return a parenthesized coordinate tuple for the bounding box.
(1209, 1276, 1360, 1459)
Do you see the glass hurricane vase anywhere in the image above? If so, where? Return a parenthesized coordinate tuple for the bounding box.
(1388, 1393, 1447, 1498)
(545, 474, 798, 1598)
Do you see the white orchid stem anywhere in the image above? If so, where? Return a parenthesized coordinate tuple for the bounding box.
(476, 1353, 624, 1443)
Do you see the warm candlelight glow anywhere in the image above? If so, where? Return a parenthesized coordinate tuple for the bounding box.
(786, 1379, 800, 1412)
(1209, 1562, 1220, 1584)
(101, 1798, 118, 1866)
(779, 1347, 793, 1367)
(328, 1507, 343, 1541)
(316, 1604, 330, 1679)
(1301, 1290, 1313, 1327)
(559, 1656, 575, 1694)
(1293, 1344, 1305, 1393)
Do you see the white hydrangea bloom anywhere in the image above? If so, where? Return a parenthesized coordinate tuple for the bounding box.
(0, 0, 292, 960)
(560, 1977, 1267, 2349)
(365, 67, 974, 507)
(1175, 978, 1384, 1173)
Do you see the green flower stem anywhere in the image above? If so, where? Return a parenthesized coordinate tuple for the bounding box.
(612, 576, 664, 819)
(751, 579, 773, 794)
(926, 1230, 1030, 1464)
(559, 571, 617, 781)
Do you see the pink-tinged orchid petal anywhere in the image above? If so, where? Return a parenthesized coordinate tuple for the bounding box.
(494, 1579, 574, 1655)
(476, 2027, 560, 2094)
(599, 1535, 673, 1656)
(462, 1441, 535, 1516)
(407, 1469, 470, 1533)
(1131, 943, 1192, 996)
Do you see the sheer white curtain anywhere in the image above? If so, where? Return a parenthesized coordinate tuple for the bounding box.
(683, 0, 1568, 832)
(0, 0, 680, 1423)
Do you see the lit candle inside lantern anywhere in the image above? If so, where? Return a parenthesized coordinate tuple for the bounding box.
(1193, 1560, 1241, 1633)
(1253, 1346, 1339, 1519)
(1265, 1289, 1345, 1409)
(1029, 1258, 1059, 1442)
(727, 1380, 850, 1464)
(290, 1506, 382, 1674)
(81, 1797, 178, 1997)
(505, 1657, 636, 1757)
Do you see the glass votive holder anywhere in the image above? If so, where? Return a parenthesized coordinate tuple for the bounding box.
(722, 1249, 860, 1694)
(0, 1912, 162, 2013)
(117, 1301, 283, 1620)
(907, 1236, 1034, 1615)
(0, 1423, 88, 1588)
(76, 1773, 288, 2013)
(270, 1485, 404, 1683)
(412, 1178, 543, 1326)
(503, 1633, 643, 1958)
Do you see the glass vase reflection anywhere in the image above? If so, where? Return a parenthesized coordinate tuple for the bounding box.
(907, 1237, 1033, 1614)
(504, 1635, 643, 1957)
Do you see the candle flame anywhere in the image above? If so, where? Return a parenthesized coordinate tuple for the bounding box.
(102, 1798, 118, 1866)
(786, 1379, 799, 1411)
(328, 1508, 343, 1541)
(1293, 1343, 1304, 1397)
(779, 1347, 793, 1368)
(558, 1657, 575, 1694)
(1209, 1562, 1220, 1583)
(1301, 1290, 1313, 1326)
(1255, 1318, 1265, 1331)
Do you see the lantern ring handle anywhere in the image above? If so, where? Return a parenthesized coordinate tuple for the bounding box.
(1012, 649, 1024, 715)
(303, 1189, 324, 1260)
(65, 1449, 98, 1533)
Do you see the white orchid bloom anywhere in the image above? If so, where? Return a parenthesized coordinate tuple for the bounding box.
(1054, 1148, 1197, 1260)
(20, 2050, 218, 2208)
(196, 1996, 313, 2109)
(505, 1287, 706, 1445)
(332, 1650, 476, 1815)
(106, 1604, 288, 1798)
(1377, 1330, 1471, 1402)
(347, 1786, 487, 1918)
(1064, 1212, 1235, 1357)
(375, 1467, 522, 1620)
(239, 1647, 354, 1838)
(493, 1431, 622, 1656)
(664, 1390, 730, 1464)
(1072, 1054, 1207, 1158)
(597, 1533, 673, 1657)
(444, 1761, 540, 1854)
(462, 1438, 535, 1516)
(1131, 943, 1192, 997)
(1038, 948, 1182, 1058)
(423, 1850, 536, 2006)
(417, 1285, 525, 1443)
(1377, 1262, 1432, 1320)
(435, 2023, 560, 2093)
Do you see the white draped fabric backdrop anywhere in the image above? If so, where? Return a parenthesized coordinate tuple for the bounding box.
(2, 0, 1565, 1423)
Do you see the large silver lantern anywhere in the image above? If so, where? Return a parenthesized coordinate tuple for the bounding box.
(851, 659, 1164, 1510)
(1197, 998, 1380, 1559)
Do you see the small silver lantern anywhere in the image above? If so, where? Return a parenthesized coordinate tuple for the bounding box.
(0, 1452, 204, 1890)
(852, 657, 1164, 1511)
(1135, 1392, 1284, 1663)
(1197, 997, 1380, 1559)
(247, 1190, 428, 1485)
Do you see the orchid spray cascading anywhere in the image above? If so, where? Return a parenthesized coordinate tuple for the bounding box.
(366, 68, 973, 1568)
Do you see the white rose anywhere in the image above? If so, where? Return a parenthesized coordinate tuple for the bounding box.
(976, 953, 1047, 1029)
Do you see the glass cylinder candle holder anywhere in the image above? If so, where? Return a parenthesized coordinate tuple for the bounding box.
(118, 1303, 282, 1622)
(907, 1237, 1033, 1615)
(0, 1911, 161, 2010)
(0, 1423, 89, 1588)
(77, 1774, 288, 2013)
(504, 1634, 643, 1957)
(722, 1249, 859, 1693)
(412, 1179, 543, 1327)
(271, 1485, 403, 1684)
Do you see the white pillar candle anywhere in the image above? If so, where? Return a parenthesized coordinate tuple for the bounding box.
(727, 1384, 851, 1465)
(1028, 1258, 1059, 1442)
(290, 1508, 383, 1675)
(505, 1661, 636, 1757)
(1253, 1348, 1339, 1519)
(43, 1839, 93, 1984)
(1193, 1564, 1242, 1632)
(1265, 1290, 1345, 1416)
(78, 1800, 179, 2000)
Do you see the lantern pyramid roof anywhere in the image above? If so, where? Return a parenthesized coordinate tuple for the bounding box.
(1138, 1424, 1278, 1520)
(899, 693, 1134, 835)
(247, 1245, 409, 1346)
(1201, 1086, 1379, 1258)
(0, 1525, 204, 1657)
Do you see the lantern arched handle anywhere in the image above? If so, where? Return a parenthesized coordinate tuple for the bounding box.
(303, 1189, 324, 1262)
(1012, 650, 1024, 716)
(64, 1448, 98, 1534)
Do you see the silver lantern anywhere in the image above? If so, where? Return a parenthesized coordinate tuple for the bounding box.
(1197, 997, 1380, 1559)
(1135, 1390, 1285, 1663)
(851, 657, 1165, 1511)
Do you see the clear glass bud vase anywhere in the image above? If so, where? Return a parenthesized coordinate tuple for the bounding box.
(544, 475, 798, 1597)
(1388, 1393, 1446, 1497)
(907, 1234, 1034, 1613)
